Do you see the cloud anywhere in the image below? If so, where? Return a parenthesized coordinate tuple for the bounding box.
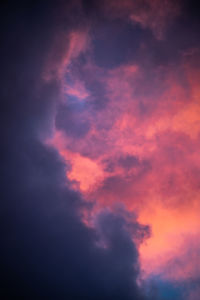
(100, 0, 180, 39)
(48, 6, 200, 297)
(2, 1, 200, 299)
(1, 1, 151, 299)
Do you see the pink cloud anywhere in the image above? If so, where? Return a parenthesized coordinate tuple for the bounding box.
(44, 22, 200, 286)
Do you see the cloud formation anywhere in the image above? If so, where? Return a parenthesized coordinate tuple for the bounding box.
(47, 1, 200, 299)
(1, 1, 151, 299)
(2, 0, 200, 299)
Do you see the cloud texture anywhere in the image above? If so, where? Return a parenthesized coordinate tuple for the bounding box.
(2, 0, 200, 299)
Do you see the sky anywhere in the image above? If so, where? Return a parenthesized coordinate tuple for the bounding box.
(1, 0, 200, 299)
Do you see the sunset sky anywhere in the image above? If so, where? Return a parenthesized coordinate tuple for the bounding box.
(2, 1, 200, 299)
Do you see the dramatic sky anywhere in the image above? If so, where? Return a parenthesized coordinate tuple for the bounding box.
(1, 0, 200, 299)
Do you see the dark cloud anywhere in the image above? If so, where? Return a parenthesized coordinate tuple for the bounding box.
(118, 155, 144, 170)
(55, 102, 91, 138)
(1, 136, 148, 298)
(92, 19, 147, 69)
(0, 1, 149, 299)
(103, 155, 151, 177)
(67, 57, 110, 110)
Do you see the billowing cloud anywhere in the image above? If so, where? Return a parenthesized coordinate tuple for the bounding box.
(46, 1, 200, 298)
(2, 0, 200, 299)
(0, 1, 152, 299)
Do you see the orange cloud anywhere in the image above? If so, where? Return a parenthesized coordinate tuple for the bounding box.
(45, 34, 200, 285)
